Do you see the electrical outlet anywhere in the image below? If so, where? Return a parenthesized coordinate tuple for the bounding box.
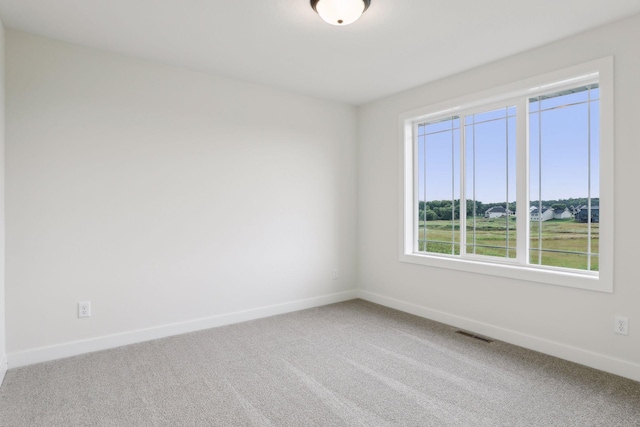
(614, 316, 628, 335)
(78, 301, 91, 318)
(332, 268, 338, 280)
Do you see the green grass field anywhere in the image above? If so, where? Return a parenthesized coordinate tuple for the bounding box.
(418, 217, 598, 271)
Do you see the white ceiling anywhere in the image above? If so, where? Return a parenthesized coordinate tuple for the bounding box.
(1, 0, 640, 105)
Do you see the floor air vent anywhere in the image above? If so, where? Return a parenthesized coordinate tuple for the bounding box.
(455, 330, 493, 343)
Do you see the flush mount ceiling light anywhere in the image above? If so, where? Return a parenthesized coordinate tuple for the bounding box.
(310, 0, 371, 26)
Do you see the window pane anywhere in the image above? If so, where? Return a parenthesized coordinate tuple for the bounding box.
(465, 107, 516, 259)
(473, 107, 514, 124)
(529, 84, 599, 271)
(530, 99, 540, 113)
(529, 250, 595, 271)
(590, 99, 600, 257)
(423, 116, 461, 134)
(539, 85, 593, 110)
(417, 116, 460, 255)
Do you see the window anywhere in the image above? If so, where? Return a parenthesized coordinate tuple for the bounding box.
(529, 84, 600, 272)
(401, 58, 613, 292)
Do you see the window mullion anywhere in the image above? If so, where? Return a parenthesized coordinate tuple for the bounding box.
(459, 118, 467, 256)
(468, 115, 478, 256)
(413, 122, 420, 253)
(587, 87, 592, 271)
(516, 98, 529, 266)
(450, 119, 455, 255)
(505, 108, 509, 258)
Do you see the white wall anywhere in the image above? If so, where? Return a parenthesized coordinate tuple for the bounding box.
(0, 19, 6, 384)
(5, 30, 357, 365)
(357, 14, 640, 381)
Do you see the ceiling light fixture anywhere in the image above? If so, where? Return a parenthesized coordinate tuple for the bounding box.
(310, 0, 371, 26)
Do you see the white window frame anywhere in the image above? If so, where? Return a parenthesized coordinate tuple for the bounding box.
(399, 57, 614, 293)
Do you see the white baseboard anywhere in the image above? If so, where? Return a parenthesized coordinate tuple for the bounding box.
(0, 354, 7, 387)
(9, 290, 358, 369)
(358, 290, 640, 383)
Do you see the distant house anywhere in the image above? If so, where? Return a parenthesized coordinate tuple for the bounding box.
(576, 206, 600, 223)
(568, 205, 582, 219)
(530, 206, 554, 222)
(553, 208, 572, 219)
(484, 206, 511, 218)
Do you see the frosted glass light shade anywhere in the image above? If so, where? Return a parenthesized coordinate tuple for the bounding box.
(310, 0, 371, 26)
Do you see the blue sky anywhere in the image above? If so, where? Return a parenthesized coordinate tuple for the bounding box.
(417, 88, 599, 204)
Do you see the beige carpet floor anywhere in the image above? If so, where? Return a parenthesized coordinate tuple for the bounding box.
(0, 299, 639, 426)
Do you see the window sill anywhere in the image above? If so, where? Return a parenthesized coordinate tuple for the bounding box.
(399, 252, 611, 293)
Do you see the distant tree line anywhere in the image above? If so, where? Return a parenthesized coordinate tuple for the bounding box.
(418, 200, 514, 221)
(419, 197, 599, 221)
(529, 197, 599, 210)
